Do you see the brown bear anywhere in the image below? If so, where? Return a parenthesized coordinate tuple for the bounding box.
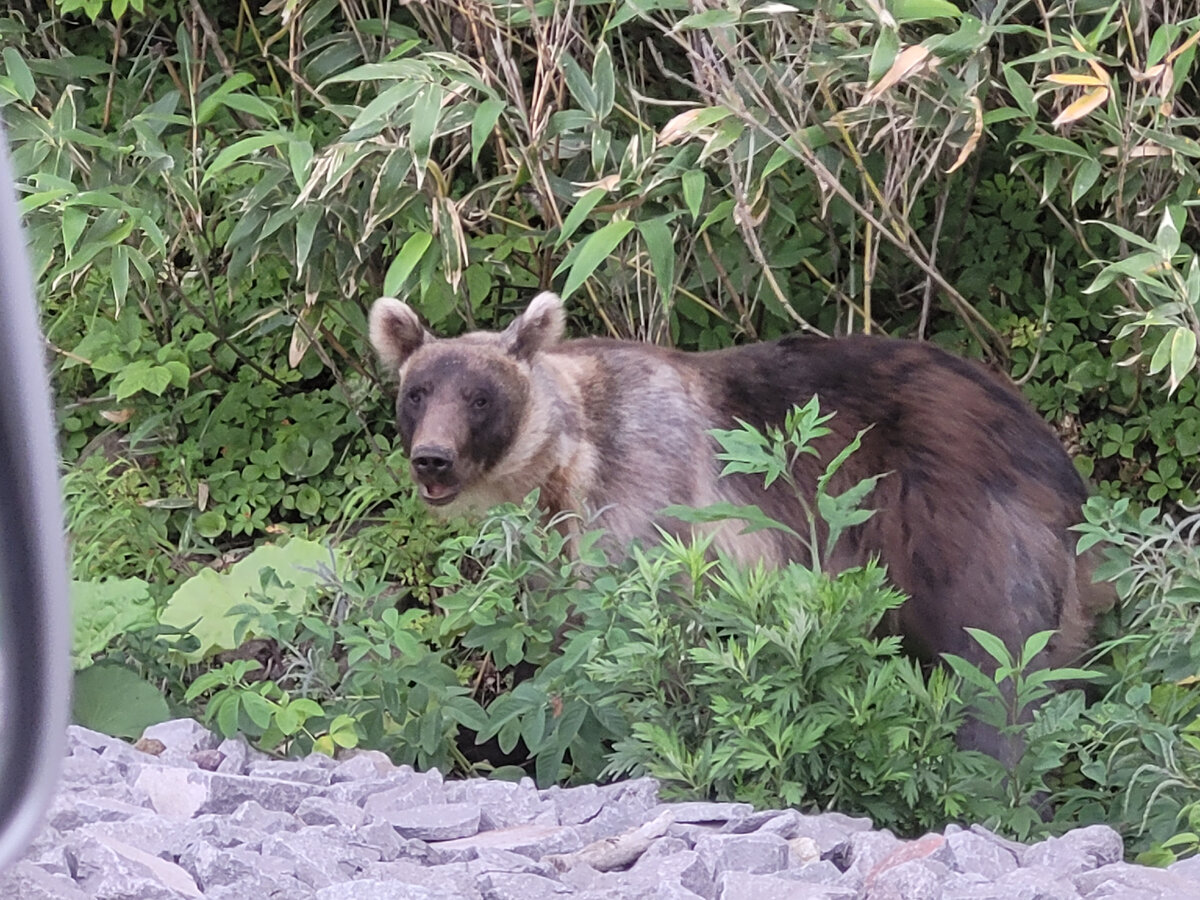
(370, 291, 1111, 746)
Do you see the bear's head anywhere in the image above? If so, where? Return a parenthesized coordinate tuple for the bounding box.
(368, 291, 565, 509)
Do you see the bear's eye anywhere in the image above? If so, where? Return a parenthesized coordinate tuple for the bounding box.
(406, 388, 424, 405)
(472, 395, 490, 410)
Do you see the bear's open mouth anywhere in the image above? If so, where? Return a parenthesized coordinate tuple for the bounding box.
(419, 482, 460, 506)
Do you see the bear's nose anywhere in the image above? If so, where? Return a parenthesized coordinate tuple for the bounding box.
(411, 446, 455, 481)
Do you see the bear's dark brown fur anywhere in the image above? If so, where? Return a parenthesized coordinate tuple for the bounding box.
(370, 291, 1113, 753)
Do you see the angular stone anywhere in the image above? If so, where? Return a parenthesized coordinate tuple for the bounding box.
(140, 718, 220, 754)
(48, 794, 149, 831)
(199, 770, 322, 815)
(358, 771, 447, 815)
(477, 871, 573, 900)
(825, 829, 904, 880)
(330, 750, 396, 783)
(377, 802, 482, 841)
(1022, 826, 1124, 875)
(190, 749, 225, 771)
(179, 842, 287, 891)
(864, 858, 948, 899)
(260, 826, 378, 890)
(248, 758, 334, 786)
(314, 882, 447, 900)
(987, 866, 1084, 900)
(229, 798, 301, 832)
(427, 824, 585, 864)
(653, 801, 754, 825)
(296, 796, 366, 828)
(1074, 861, 1200, 897)
(67, 833, 203, 898)
(716, 871, 855, 899)
(0, 861, 91, 900)
(446, 777, 557, 830)
(628, 847, 714, 897)
(540, 783, 605, 826)
(1169, 855, 1200, 883)
(133, 766, 210, 820)
(933, 829, 1019, 879)
(785, 859, 843, 884)
(694, 832, 789, 877)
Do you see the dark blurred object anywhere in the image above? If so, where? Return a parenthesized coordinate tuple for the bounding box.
(0, 125, 71, 869)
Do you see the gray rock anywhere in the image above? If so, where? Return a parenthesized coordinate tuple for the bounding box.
(48, 794, 149, 831)
(296, 796, 367, 828)
(694, 832, 790, 876)
(629, 848, 714, 898)
(0, 861, 92, 899)
(827, 829, 904, 878)
(1022, 826, 1124, 875)
(179, 842, 286, 890)
(1169, 855, 1200, 882)
(141, 718, 221, 754)
(261, 826, 378, 889)
(1074, 860, 1200, 897)
(477, 871, 574, 900)
(933, 829, 1019, 879)
(716, 871, 856, 899)
(986, 865, 1084, 899)
(653, 801, 754, 825)
(330, 750, 396, 783)
(784, 859, 844, 884)
(427, 824, 585, 864)
(446, 777, 557, 830)
(199, 770, 323, 814)
(248, 758, 335, 785)
(67, 833, 204, 898)
(215, 735, 253, 774)
(132, 765, 211, 819)
(376, 801, 483, 841)
(315, 880, 446, 899)
(357, 771, 447, 815)
(865, 858, 949, 899)
(541, 783, 605, 825)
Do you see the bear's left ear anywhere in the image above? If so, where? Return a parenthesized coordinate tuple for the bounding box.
(369, 297, 429, 374)
(505, 291, 565, 361)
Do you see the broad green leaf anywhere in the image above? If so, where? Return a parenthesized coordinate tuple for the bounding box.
(3, 48, 35, 103)
(639, 216, 675, 304)
(159, 539, 336, 661)
(70, 579, 155, 670)
(1071, 158, 1101, 205)
(555, 219, 636, 299)
(73, 662, 171, 739)
(471, 98, 506, 168)
(383, 231, 434, 295)
(894, 0, 961, 20)
(682, 169, 705, 221)
(1002, 64, 1037, 118)
(557, 187, 609, 248)
(196, 72, 255, 125)
(295, 205, 321, 270)
(868, 29, 901, 84)
(593, 44, 615, 119)
(409, 83, 444, 181)
(202, 133, 287, 185)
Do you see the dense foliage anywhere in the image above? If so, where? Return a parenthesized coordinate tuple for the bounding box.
(2, 0, 1198, 863)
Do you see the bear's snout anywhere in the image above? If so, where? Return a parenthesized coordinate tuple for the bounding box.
(410, 445, 460, 506)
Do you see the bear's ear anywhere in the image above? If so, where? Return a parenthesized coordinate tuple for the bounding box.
(369, 297, 428, 374)
(505, 291, 565, 361)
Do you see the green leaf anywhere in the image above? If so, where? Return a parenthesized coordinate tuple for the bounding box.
(3, 48, 35, 104)
(202, 133, 287, 185)
(159, 539, 336, 661)
(409, 83, 444, 182)
(592, 44, 615, 119)
(557, 187, 609, 249)
(1071, 158, 1101, 206)
(73, 662, 171, 739)
(471, 98, 506, 168)
(383, 231, 434, 295)
(295, 485, 322, 517)
(195, 72, 256, 125)
(555, 220, 635, 300)
(195, 510, 227, 538)
(70, 579, 155, 670)
(639, 216, 675, 304)
(868, 29, 901, 85)
(295, 206, 321, 270)
(682, 170, 705, 221)
(894, 0, 961, 20)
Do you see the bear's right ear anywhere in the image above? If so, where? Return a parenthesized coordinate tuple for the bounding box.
(369, 297, 428, 374)
(505, 291, 565, 361)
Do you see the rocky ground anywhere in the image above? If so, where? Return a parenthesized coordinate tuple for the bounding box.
(4, 719, 1200, 899)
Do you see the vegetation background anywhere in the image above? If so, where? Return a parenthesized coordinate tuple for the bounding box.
(3, 0, 1199, 863)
